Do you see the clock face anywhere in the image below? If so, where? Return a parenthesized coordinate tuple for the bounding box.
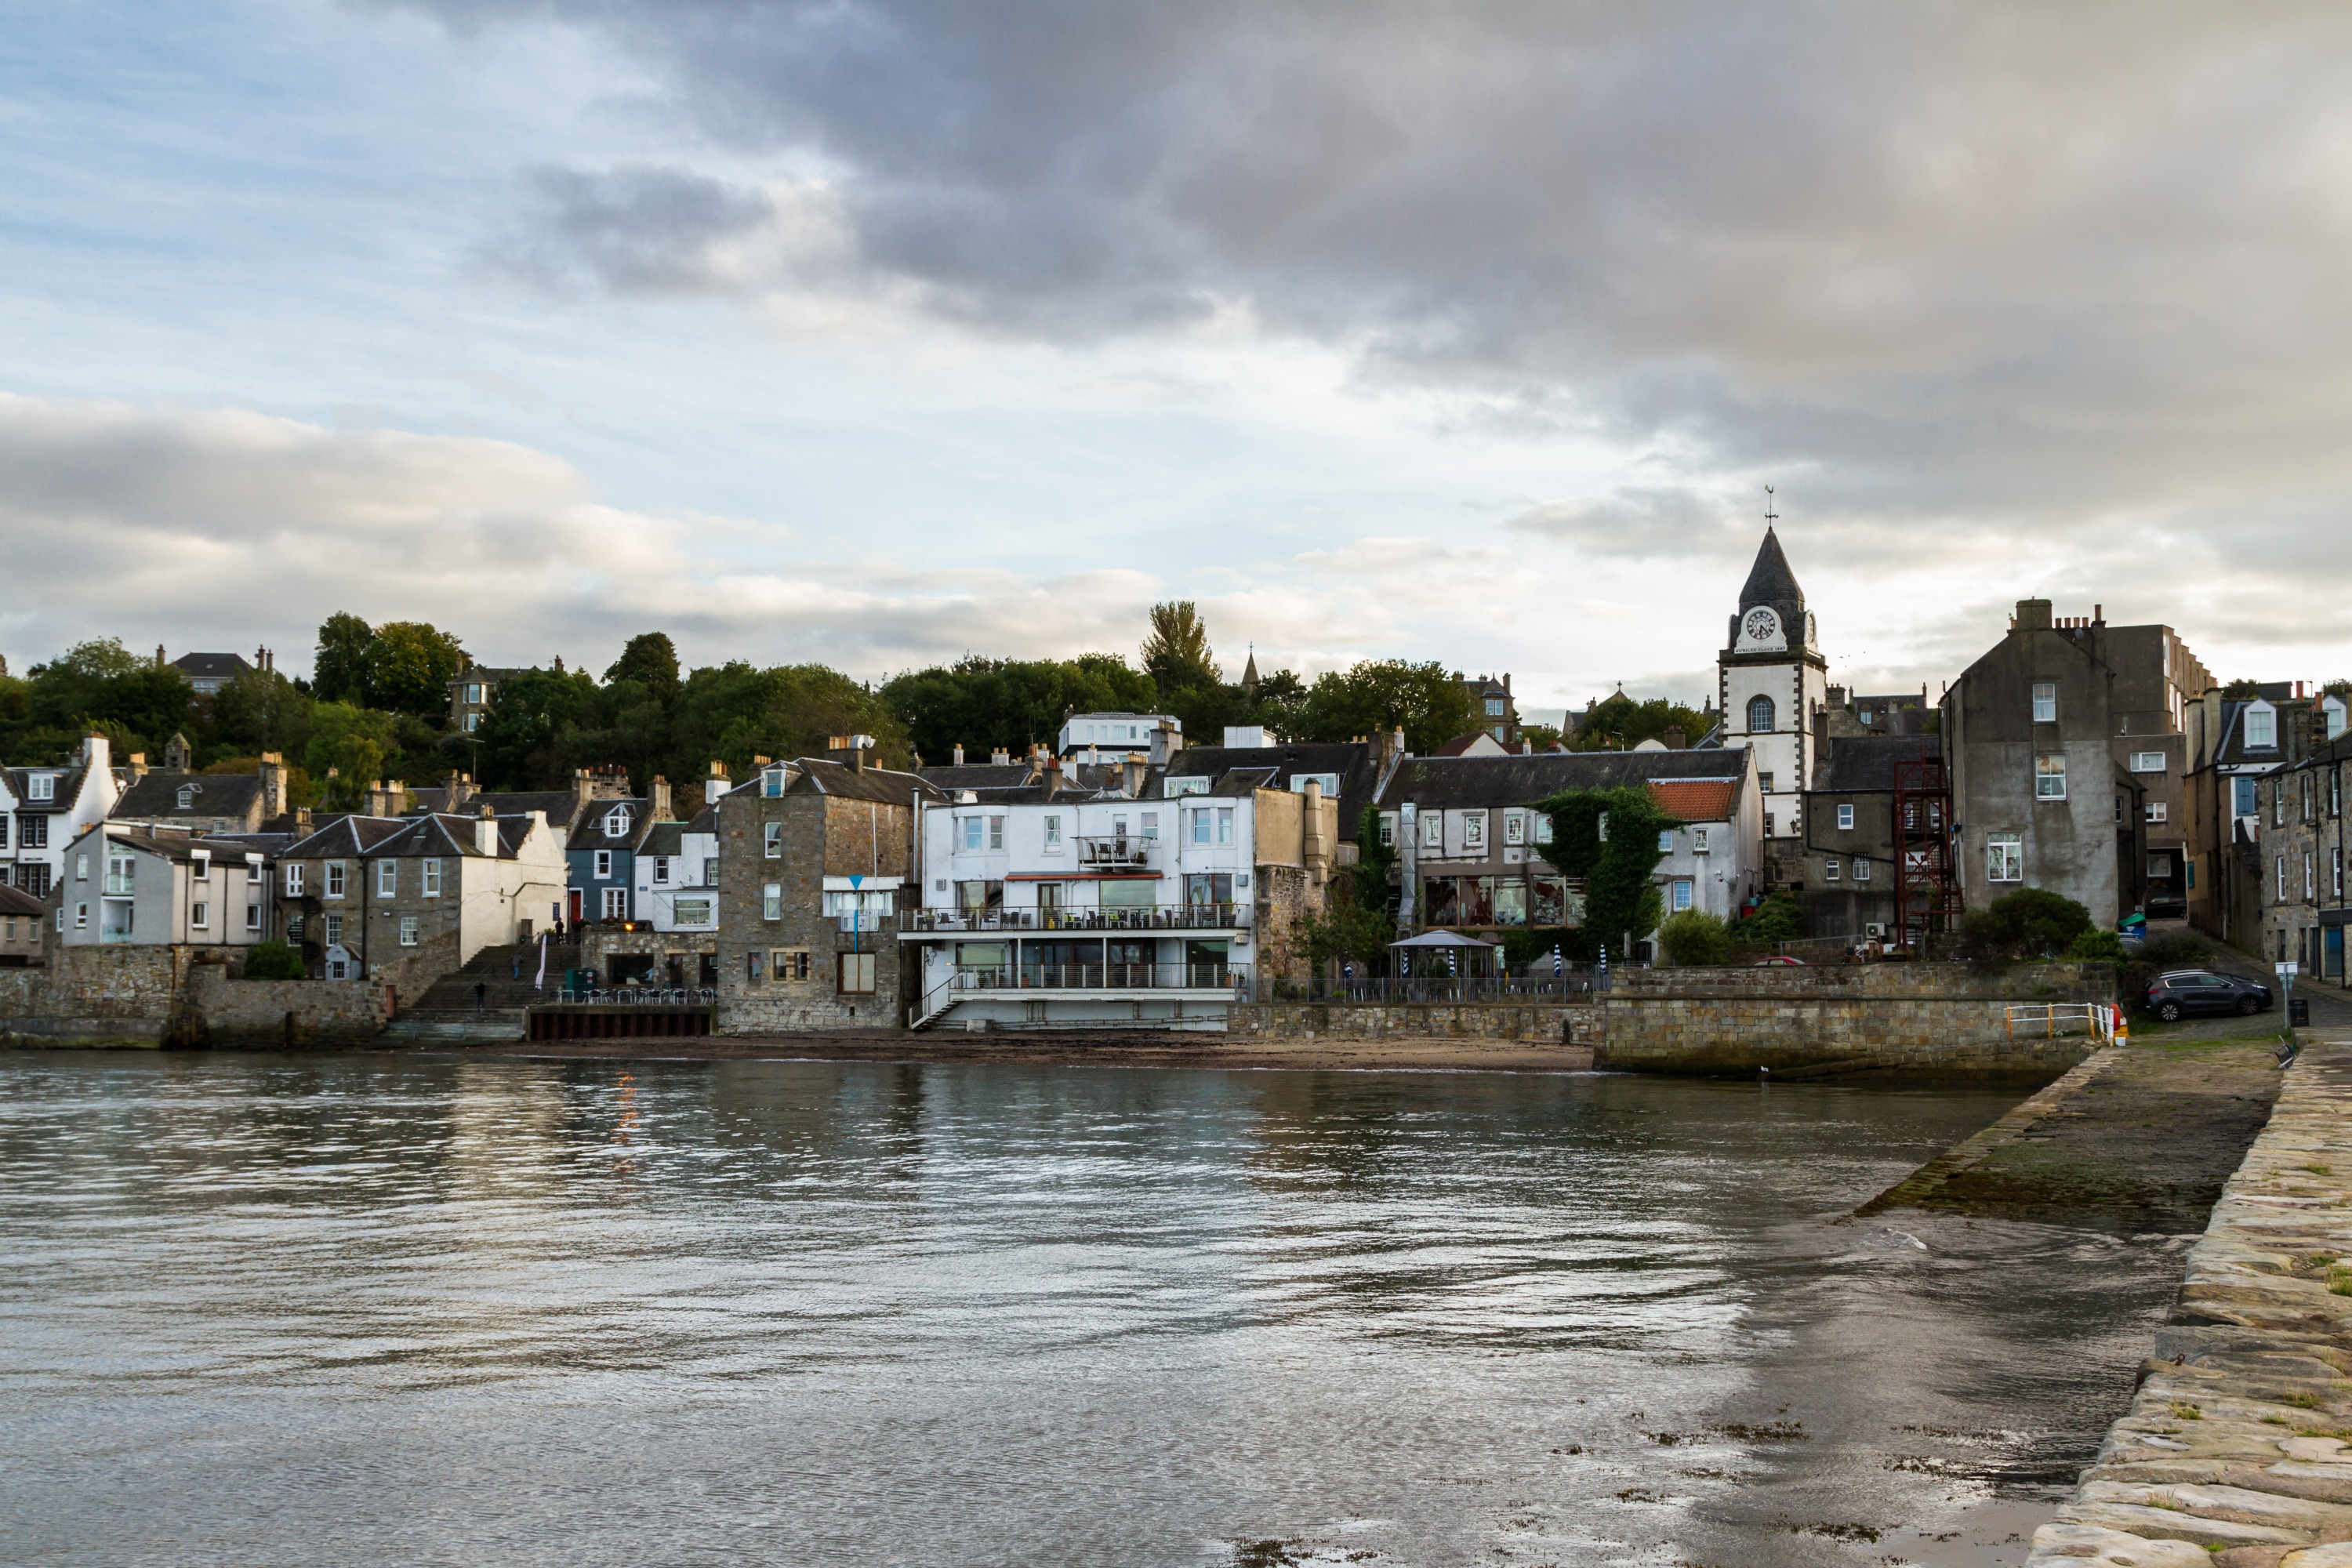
(1742, 608, 1780, 644)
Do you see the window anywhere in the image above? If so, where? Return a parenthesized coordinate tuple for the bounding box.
(323, 913, 343, 946)
(1141, 811, 1159, 839)
(2246, 706, 2277, 749)
(837, 952, 877, 994)
(1671, 879, 1693, 912)
(285, 863, 304, 896)
(2278, 855, 2288, 900)
(20, 815, 47, 849)
(377, 860, 397, 897)
(2034, 753, 2067, 800)
(1987, 833, 2023, 882)
(1748, 695, 1775, 733)
(2145, 802, 2168, 823)
(1464, 812, 1486, 851)
(1166, 777, 1209, 797)
(245, 903, 262, 933)
(422, 859, 441, 897)
(674, 896, 713, 927)
(2131, 750, 2166, 773)
(73, 903, 87, 931)
(775, 949, 811, 982)
(27, 775, 53, 801)
(0, 817, 8, 848)
(1044, 815, 1062, 851)
(191, 854, 210, 884)
(604, 807, 630, 838)
(191, 902, 209, 930)
(399, 914, 419, 946)
(762, 767, 786, 797)
(325, 862, 346, 898)
(1534, 815, 1553, 845)
(1486, 696, 1505, 718)
(1504, 811, 1526, 847)
(1657, 829, 1674, 852)
(104, 854, 134, 895)
(1758, 772, 1774, 795)
(2235, 777, 2258, 817)
(1192, 809, 1213, 846)
(959, 817, 982, 852)
(466, 683, 482, 704)
(1290, 773, 1341, 797)
(601, 887, 627, 920)
(593, 850, 612, 880)
(176, 784, 198, 809)
(2276, 782, 2286, 827)
(1853, 857, 1871, 882)
(1218, 808, 1234, 845)
(2336, 848, 2344, 901)
(1693, 826, 1710, 854)
(652, 856, 670, 884)
(2149, 853, 2169, 878)
(1824, 858, 1842, 881)
(463, 713, 479, 734)
(1837, 803, 1854, 831)
(2031, 683, 2057, 723)
(1378, 815, 1396, 847)
(245, 858, 262, 884)
(1424, 813, 1443, 848)
(989, 816, 1005, 851)
(762, 883, 782, 920)
(747, 950, 764, 983)
(2307, 855, 2318, 901)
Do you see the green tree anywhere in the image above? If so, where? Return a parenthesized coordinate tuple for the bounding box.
(1732, 890, 1802, 947)
(1141, 601, 1219, 690)
(1568, 691, 1714, 752)
(241, 940, 306, 981)
(2066, 928, 2127, 961)
(1301, 806, 1399, 971)
(1659, 909, 1732, 966)
(363, 621, 468, 718)
(882, 653, 1159, 763)
(1533, 784, 1677, 962)
(604, 632, 682, 701)
(313, 613, 375, 704)
(474, 666, 602, 790)
(304, 702, 403, 806)
(668, 662, 911, 778)
(209, 667, 313, 757)
(20, 639, 193, 764)
(1284, 660, 1479, 754)
(1965, 887, 2096, 959)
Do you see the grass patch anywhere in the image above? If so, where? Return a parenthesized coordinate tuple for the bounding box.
(2327, 1265, 2352, 1298)
(2170, 1403, 2203, 1420)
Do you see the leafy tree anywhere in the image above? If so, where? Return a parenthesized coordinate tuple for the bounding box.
(313, 613, 375, 704)
(304, 702, 405, 807)
(882, 654, 1158, 763)
(1731, 890, 1802, 946)
(211, 667, 313, 757)
(668, 662, 910, 778)
(1301, 806, 1399, 970)
(1964, 887, 2096, 959)
(1568, 691, 1713, 752)
(474, 666, 602, 790)
(605, 632, 682, 700)
(241, 940, 307, 981)
(1141, 601, 1219, 690)
(1283, 660, 1479, 754)
(1533, 785, 1676, 962)
(1659, 910, 1732, 966)
(1521, 722, 1565, 753)
(364, 621, 468, 717)
(2066, 928, 2127, 961)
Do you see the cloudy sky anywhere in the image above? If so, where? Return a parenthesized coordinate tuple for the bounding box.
(5, 2, 2348, 713)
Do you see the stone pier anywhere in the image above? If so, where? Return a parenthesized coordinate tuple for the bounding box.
(2027, 1040, 2352, 1566)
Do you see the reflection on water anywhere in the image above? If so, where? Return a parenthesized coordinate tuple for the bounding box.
(0, 1054, 2183, 1567)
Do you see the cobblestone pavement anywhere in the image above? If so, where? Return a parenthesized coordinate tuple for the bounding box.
(2025, 1036, 2352, 1566)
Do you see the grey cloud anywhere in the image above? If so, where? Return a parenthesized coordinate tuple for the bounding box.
(1505, 488, 1744, 560)
(434, 2, 2352, 561)
(492, 165, 779, 293)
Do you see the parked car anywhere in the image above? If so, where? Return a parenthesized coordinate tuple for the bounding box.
(1752, 956, 1805, 967)
(2144, 970, 2273, 1022)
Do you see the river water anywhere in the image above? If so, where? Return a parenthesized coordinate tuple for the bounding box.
(0, 1054, 2189, 1567)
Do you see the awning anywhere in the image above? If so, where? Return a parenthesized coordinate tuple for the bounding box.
(1388, 929, 1499, 950)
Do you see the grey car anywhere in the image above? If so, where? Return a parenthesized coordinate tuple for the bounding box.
(2144, 969, 2273, 1022)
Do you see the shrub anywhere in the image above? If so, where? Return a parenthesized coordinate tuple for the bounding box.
(2136, 930, 2213, 967)
(1660, 910, 1732, 967)
(241, 940, 305, 981)
(2066, 928, 2127, 962)
(1732, 891, 1802, 947)
(1962, 887, 2095, 959)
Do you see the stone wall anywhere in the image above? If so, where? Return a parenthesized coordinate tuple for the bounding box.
(716, 787, 912, 1033)
(1230, 1000, 1588, 1044)
(187, 970, 390, 1046)
(1595, 961, 2114, 1076)
(582, 926, 719, 986)
(0, 944, 391, 1047)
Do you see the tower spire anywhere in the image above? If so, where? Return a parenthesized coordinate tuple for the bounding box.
(1764, 485, 1777, 528)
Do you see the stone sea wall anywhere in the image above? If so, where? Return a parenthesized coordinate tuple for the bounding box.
(0, 946, 390, 1047)
(1229, 1000, 1589, 1044)
(2027, 1043, 2352, 1566)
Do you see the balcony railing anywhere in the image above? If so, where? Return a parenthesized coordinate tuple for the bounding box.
(903, 904, 1243, 934)
(1074, 834, 1155, 869)
(943, 962, 1240, 993)
(553, 986, 720, 1006)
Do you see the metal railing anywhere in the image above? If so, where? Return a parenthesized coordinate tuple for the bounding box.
(1074, 834, 1155, 869)
(1250, 972, 1599, 1004)
(942, 962, 1240, 993)
(902, 904, 1243, 933)
(552, 986, 719, 1006)
(2005, 1003, 2120, 1044)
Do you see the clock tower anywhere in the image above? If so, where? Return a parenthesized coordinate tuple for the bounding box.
(1718, 525, 1826, 862)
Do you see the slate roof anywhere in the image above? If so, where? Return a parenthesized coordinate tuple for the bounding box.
(728, 759, 946, 807)
(1646, 778, 1743, 822)
(684, 804, 718, 835)
(363, 812, 535, 859)
(637, 821, 686, 859)
(919, 764, 1039, 793)
(278, 815, 412, 858)
(2206, 699, 2288, 770)
(112, 771, 267, 822)
(462, 790, 586, 827)
(96, 824, 235, 865)
(0, 881, 45, 916)
(1737, 527, 1805, 613)
(1378, 749, 1746, 812)
(1164, 741, 1384, 837)
(170, 652, 252, 681)
(1809, 735, 1944, 793)
(2, 763, 93, 811)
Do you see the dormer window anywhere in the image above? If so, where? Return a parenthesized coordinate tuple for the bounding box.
(762, 767, 786, 797)
(605, 807, 631, 838)
(176, 784, 199, 810)
(27, 775, 53, 802)
(2245, 704, 2277, 749)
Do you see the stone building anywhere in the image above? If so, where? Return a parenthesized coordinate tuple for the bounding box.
(1797, 732, 1945, 942)
(445, 664, 532, 735)
(0, 881, 43, 964)
(111, 753, 293, 837)
(1716, 528, 1828, 883)
(2256, 731, 2352, 978)
(2101, 622, 2216, 918)
(2185, 683, 2325, 954)
(273, 809, 564, 981)
(1942, 600, 2148, 925)
(716, 753, 938, 1033)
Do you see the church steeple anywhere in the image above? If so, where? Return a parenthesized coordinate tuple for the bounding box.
(1241, 645, 1259, 696)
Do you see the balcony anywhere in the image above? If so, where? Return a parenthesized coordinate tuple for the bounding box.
(902, 903, 1242, 934)
(1074, 833, 1155, 870)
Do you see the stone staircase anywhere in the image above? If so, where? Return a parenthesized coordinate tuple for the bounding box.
(382, 941, 582, 1046)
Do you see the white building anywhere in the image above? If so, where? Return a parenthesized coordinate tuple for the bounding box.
(1055, 711, 1181, 757)
(902, 760, 1334, 1030)
(53, 822, 274, 949)
(1717, 528, 1827, 858)
(3, 736, 123, 900)
(632, 806, 720, 935)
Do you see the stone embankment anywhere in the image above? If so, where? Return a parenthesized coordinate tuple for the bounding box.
(2027, 1040, 2352, 1566)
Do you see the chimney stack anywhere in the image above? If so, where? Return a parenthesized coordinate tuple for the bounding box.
(650, 774, 674, 821)
(2014, 598, 2053, 631)
(260, 752, 288, 818)
(572, 768, 596, 825)
(706, 760, 731, 806)
(1664, 727, 1685, 751)
(128, 752, 149, 782)
(475, 804, 497, 857)
(990, 746, 1011, 766)
(953, 743, 965, 767)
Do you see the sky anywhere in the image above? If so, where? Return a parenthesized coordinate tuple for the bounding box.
(3, 2, 2350, 717)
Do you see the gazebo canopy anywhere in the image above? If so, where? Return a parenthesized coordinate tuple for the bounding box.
(1387, 930, 1499, 950)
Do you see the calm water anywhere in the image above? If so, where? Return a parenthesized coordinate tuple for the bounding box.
(0, 1054, 2188, 1567)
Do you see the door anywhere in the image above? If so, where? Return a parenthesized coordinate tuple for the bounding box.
(568, 888, 584, 924)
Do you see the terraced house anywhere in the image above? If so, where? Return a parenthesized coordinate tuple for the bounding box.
(52, 822, 275, 950)
(274, 809, 564, 982)
(2, 735, 122, 899)
(2257, 731, 2352, 982)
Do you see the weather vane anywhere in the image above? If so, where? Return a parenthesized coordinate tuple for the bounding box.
(1765, 485, 1777, 527)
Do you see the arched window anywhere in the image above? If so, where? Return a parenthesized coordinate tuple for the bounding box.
(1748, 695, 1775, 734)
